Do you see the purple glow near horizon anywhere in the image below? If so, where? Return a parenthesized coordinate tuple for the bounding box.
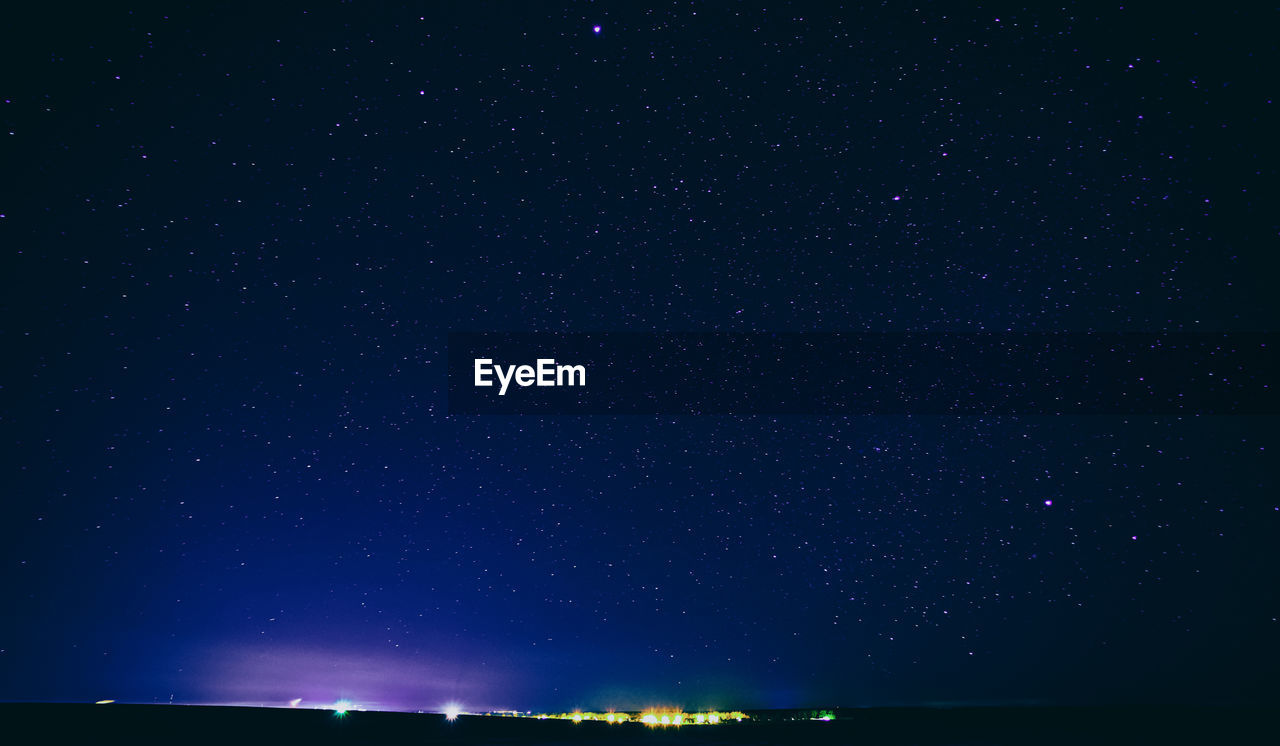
(190, 644, 511, 713)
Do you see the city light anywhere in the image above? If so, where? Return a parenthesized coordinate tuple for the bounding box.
(513, 709, 746, 726)
(443, 703, 461, 721)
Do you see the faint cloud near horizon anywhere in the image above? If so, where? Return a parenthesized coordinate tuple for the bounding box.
(186, 643, 512, 712)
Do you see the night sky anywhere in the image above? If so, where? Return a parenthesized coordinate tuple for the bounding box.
(2, 2, 1277, 714)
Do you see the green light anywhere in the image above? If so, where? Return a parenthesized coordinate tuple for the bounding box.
(332, 700, 353, 717)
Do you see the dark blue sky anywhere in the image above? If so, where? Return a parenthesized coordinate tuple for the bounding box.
(1, 2, 1276, 713)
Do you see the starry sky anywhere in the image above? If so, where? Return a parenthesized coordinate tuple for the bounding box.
(2, 2, 1277, 713)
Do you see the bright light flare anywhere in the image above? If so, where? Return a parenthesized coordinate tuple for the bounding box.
(443, 703, 462, 721)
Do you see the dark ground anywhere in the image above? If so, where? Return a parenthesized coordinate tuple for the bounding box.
(0, 703, 1273, 745)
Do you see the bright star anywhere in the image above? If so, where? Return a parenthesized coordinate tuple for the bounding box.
(593, 25, 602, 34)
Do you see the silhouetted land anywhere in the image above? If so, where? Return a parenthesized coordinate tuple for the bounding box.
(0, 702, 1272, 745)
